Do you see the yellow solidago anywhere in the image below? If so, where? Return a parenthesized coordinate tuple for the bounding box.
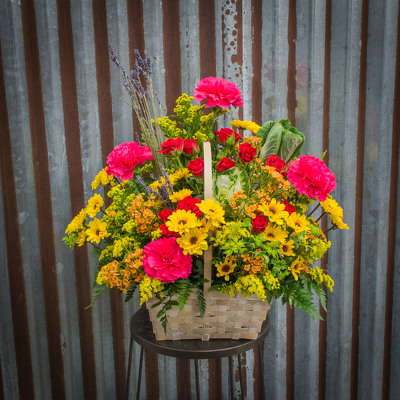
(263, 270, 280, 290)
(234, 275, 266, 301)
(139, 276, 164, 305)
(229, 119, 261, 134)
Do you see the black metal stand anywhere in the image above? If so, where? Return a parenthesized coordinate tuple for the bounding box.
(125, 307, 270, 399)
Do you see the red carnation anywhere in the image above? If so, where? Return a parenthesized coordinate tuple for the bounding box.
(177, 196, 202, 217)
(183, 139, 199, 155)
(288, 155, 336, 202)
(239, 143, 257, 164)
(158, 137, 184, 155)
(251, 214, 268, 233)
(188, 158, 204, 177)
(280, 200, 296, 214)
(215, 128, 241, 145)
(159, 223, 180, 238)
(158, 208, 173, 222)
(194, 76, 243, 108)
(216, 157, 236, 173)
(266, 155, 288, 176)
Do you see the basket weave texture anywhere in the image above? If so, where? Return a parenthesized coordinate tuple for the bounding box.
(146, 291, 271, 341)
(146, 142, 271, 341)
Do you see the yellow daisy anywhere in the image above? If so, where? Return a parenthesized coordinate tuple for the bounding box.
(279, 240, 296, 256)
(286, 212, 309, 233)
(169, 188, 193, 203)
(258, 198, 289, 225)
(86, 193, 104, 218)
(229, 120, 261, 134)
(86, 218, 109, 243)
(198, 199, 225, 227)
(262, 224, 288, 243)
(76, 230, 87, 247)
(216, 259, 237, 281)
(166, 209, 202, 235)
(177, 227, 209, 255)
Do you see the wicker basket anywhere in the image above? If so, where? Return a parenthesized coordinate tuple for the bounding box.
(146, 142, 271, 341)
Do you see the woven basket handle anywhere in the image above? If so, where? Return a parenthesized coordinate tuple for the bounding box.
(203, 142, 212, 299)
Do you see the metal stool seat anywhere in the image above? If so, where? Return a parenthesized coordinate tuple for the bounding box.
(126, 307, 270, 399)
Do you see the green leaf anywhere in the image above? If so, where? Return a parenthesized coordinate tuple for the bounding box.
(277, 126, 305, 162)
(259, 122, 284, 161)
(197, 289, 206, 318)
(85, 286, 106, 309)
(257, 121, 275, 144)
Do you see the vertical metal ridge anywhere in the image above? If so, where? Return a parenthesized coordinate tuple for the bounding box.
(199, 0, 216, 78)
(127, 0, 145, 137)
(351, 0, 369, 399)
(20, 0, 66, 398)
(92, 1, 126, 398)
(56, 0, 97, 398)
(208, 358, 222, 399)
(381, 5, 400, 399)
(286, 1, 297, 399)
(251, 0, 262, 125)
(232, 0, 243, 120)
(318, 1, 332, 399)
(0, 40, 35, 400)
(162, 0, 182, 114)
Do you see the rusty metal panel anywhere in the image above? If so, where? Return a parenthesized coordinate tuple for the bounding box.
(0, 0, 399, 399)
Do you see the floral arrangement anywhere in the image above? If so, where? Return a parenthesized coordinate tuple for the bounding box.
(64, 48, 348, 330)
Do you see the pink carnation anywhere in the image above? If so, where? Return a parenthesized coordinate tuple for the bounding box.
(142, 237, 192, 283)
(287, 155, 336, 202)
(194, 77, 244, 108)
(106, 142, 153, 180)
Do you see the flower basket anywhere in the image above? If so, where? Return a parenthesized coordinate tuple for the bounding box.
(63, 48, 348, 344)
(145, 142, 271, 341)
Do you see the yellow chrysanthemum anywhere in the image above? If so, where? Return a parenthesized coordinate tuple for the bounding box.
(177, 227, 209, 255)
(216, 259, 236, 281)
(65, 209, 86, 234)
(229, 119, 261, 133)
(286, 212, 309, 233)
(262, 224, 288, 243)
(86, 218, 109, 243)
(166, 209, 202, 235)
(169, 168, 192, 185)
(279, 240, 296, 256)
(332, 217, 349, 230)
(169, 189, 193, 203)
(258, 198, 289, 225)
(86, 193, 104, 218)
(149, 177, 166, 191)
(76, 230, 87, 247)
(198, 199, 225, 227)
(288, 258, 309, 281)
(91, 169, 114, 190)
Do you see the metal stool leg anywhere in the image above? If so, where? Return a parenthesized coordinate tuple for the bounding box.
(258, 342, 266, 400)
(238, 353, 244, 399)
(228, 356, 235, 400)
(194, 359, 200, 400)
(136, 346, 144, 400)
(125, 334, 134, 400)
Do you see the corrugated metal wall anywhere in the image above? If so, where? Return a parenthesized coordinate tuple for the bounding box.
(0, 0, 399, 399)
